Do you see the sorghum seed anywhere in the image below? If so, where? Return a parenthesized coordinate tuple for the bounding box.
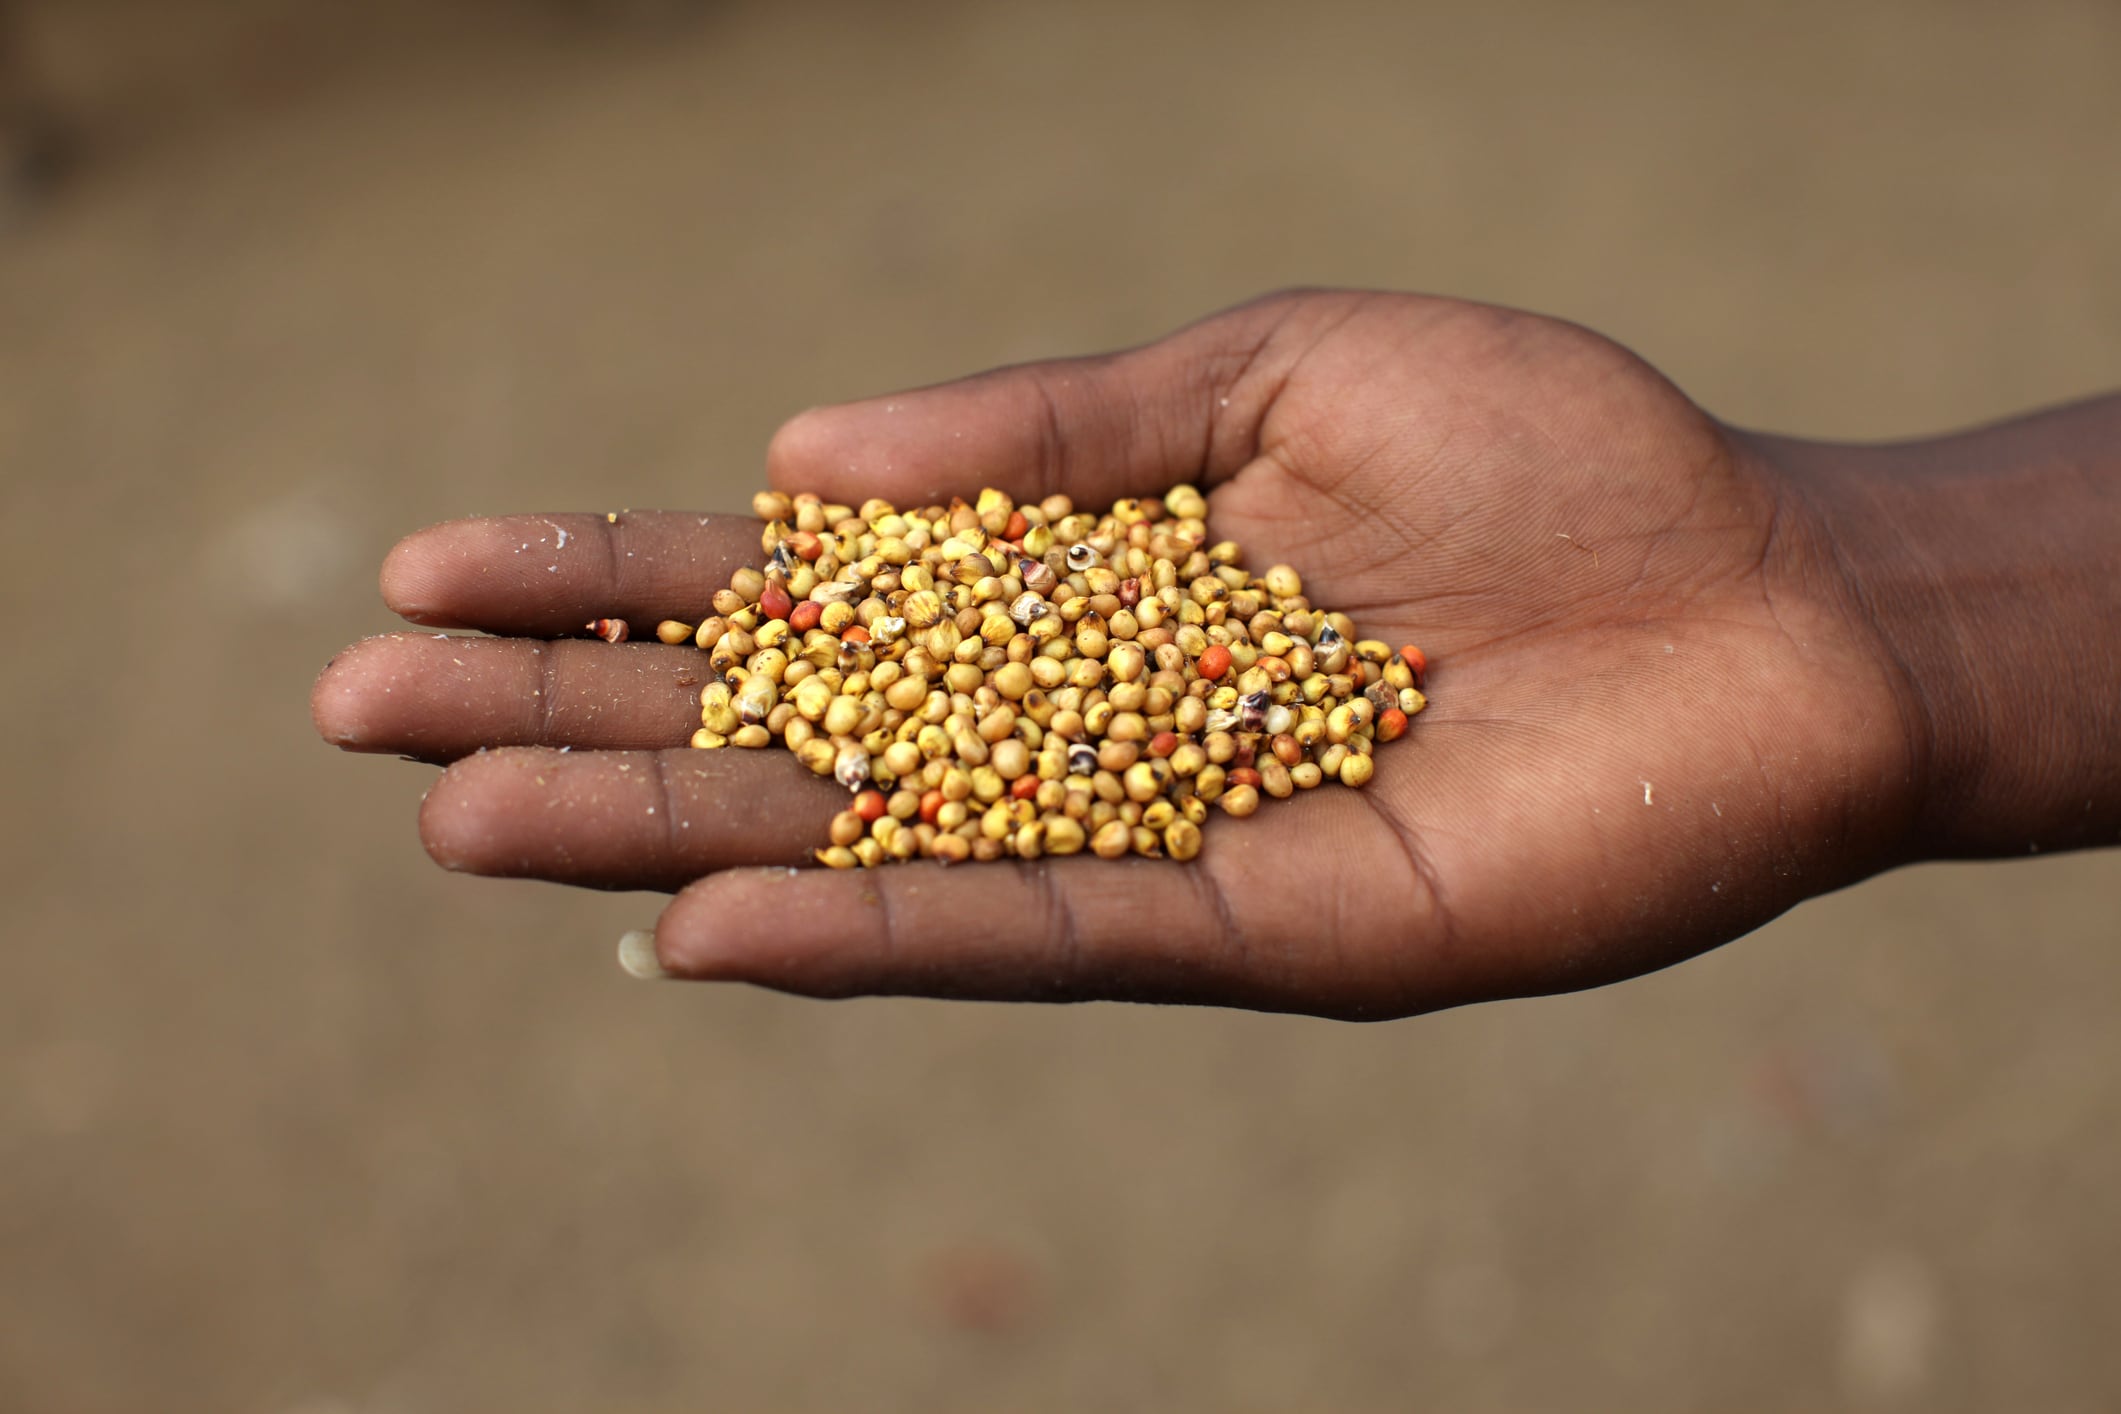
(834, 744, 871, 789)
(992, 739, 1031, 780)
(1339, 752, 1374, 787)
(829, 811, 864, 847)
(1218, 784, 1261, 818)
(1091, 819, 1132, 859)
(1043, 816, 1085, 854)
(1163, 818, 1203, 860)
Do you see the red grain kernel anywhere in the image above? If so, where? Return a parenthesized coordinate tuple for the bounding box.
(1119, 577, 1141, 607)
(1010, 775, 1040, 801)
(759, 580, 793, 621)
(1196, 645, 1232, 680)
(1228, 767, 1262, 788)
(1348, 661, 1367, 687)
(788, 600, 823, 632)
(1270, 733, 1303, 765)
(1147, 731, 1180, 758)
(1003, 510, 1028, 540)
(1376, 708, 1409, 742)
(1233, 740, 1256, 770)
(789, 531, 823, 561)
(840, 625, 871, 644)
(854, 789, 888, 822)
(919, 789, 946, 824)
(1399, 645, 1428, 686)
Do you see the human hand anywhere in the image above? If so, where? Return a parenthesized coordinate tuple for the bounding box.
(314, 290, 1934, 1018)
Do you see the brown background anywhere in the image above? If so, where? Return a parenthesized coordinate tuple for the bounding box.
(3, 1, 2118, 1410)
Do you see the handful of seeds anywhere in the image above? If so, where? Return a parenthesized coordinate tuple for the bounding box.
(619, 486, 1427, 867)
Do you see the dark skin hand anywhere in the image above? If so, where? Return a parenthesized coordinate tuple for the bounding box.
(313, 290, 2121, 1019)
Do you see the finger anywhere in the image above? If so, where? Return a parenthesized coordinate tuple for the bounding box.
(764, 290, 1350, 511)
(312, 632, 708, 761)
(646, 794, 1441, 1018)
(379, 511, 765, 636)
(419, 746, 846, 891)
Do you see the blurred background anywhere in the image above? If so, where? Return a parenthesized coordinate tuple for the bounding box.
(3, 0, 2118, 1409)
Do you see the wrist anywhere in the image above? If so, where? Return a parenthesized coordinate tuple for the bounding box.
(1753, 401, 2121, 858)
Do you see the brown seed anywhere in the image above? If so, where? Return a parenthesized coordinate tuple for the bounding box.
(760, 580, 793, 621)
(829, 810, 865, 847)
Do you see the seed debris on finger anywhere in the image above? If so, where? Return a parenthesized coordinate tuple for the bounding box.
(600, 486, 1432, 865)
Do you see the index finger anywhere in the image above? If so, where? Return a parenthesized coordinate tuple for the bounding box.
(762, 291, 1340, 511)
(379, 511, 764, 637)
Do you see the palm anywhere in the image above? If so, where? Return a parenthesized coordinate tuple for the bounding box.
(317, 292, 1913, 1018)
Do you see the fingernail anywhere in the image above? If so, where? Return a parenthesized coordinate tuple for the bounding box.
(617, 929, 672, 980)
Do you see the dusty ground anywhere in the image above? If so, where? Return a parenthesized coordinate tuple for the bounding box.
(2, 1, 2118, 1410)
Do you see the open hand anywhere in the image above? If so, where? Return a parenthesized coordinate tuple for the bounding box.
(314, 290, 1919, 1018)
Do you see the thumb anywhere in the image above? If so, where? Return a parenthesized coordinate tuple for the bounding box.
(763, 290, 1340, 511)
